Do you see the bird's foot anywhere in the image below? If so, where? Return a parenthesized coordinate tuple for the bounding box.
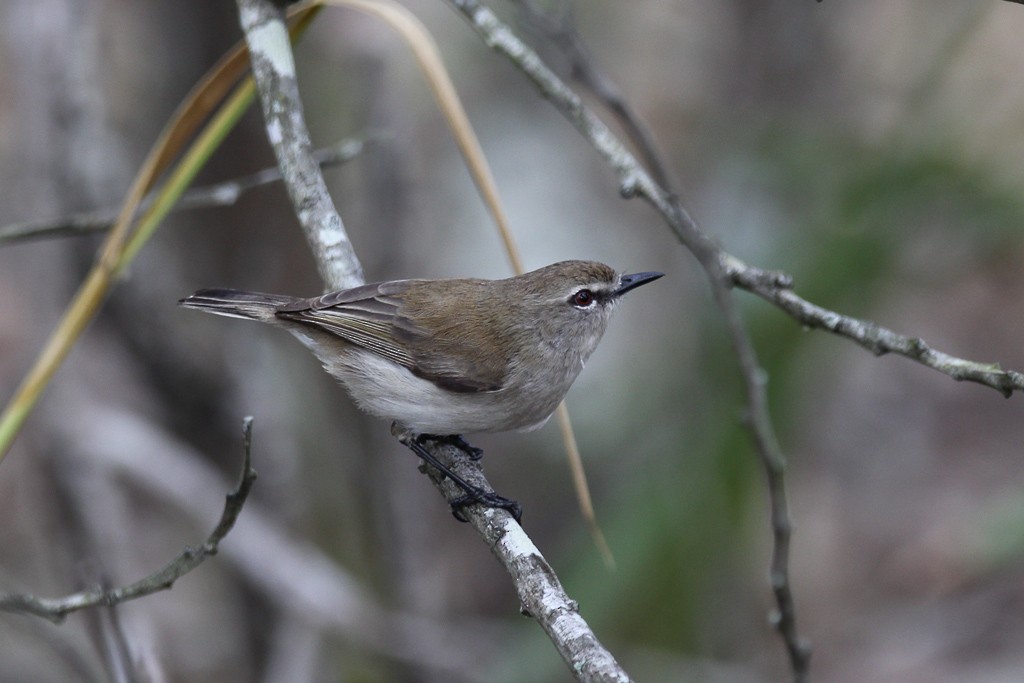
(450, 490, 523, 523)
(402, 430, 522, 524)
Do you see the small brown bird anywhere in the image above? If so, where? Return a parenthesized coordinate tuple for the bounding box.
(180, 260, 663, 520)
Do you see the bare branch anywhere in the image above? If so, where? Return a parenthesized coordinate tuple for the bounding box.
(236, 0, 364, 290)
(75, 406, 508, 681)
(725, 257, 1024, 397)
(236, 2, 630, 681)
(0, 417, 258, 624)
(444, 1, 812, 680)
(0, 138, 374, 245)
(395, 427, 636, 683)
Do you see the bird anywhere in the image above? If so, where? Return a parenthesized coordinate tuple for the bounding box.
(180, 260, 663, 521)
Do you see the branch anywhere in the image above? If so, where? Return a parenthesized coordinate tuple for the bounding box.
(0, 138, 374, 245)
(0, 417, 258, 624)
(512, 0, 675, 192)
(237, 0, 364, 291)
(68, 405, 510, 680)
(726, 258, 1024, 396)
(445, 1, 811, 680)
(236, 3, 632, 680)
(450, 1, 1024, 402)
(394, 426, 635, 683)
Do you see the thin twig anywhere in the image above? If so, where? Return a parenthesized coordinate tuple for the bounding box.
(724, 257, 1024, 396)
(513, 0, 674, 192)
(0, 139, 375, 245)
(73, 405, 507, 681)
(455, 0, 1024, 403)
(444, 1, 812, 680)
(0, 417, 258, 624)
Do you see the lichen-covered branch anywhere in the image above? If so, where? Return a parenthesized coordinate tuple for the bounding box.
(399, 429, 635, 683)
(236, 2, 630, 681)
(236, 0, 363, 291)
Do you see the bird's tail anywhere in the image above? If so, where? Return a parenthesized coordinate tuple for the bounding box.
(178, 288, 296, 322)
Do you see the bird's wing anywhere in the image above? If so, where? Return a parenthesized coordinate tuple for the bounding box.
(275, 281, 415, 368)
(275, 280, 505, 393)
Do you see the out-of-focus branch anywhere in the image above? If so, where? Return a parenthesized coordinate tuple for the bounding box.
(0, 418, 258, 624)
(67, 404, 508, 680)
(0, 138, 374, 245)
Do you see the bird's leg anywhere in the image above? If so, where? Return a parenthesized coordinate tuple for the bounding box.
(402, 433, 522, 523)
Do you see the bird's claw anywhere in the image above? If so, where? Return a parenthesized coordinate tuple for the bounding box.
(450, 491, 523, 523)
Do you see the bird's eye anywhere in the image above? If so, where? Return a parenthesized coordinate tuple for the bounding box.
(571, 289, 595, 308)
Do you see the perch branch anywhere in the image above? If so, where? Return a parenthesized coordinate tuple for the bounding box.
(395, 427, 635, 683)
(0, 417, 258, 624)
(236, 2, 631, 681)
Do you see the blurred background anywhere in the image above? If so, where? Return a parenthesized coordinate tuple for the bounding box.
(2, 1, 1024, 681)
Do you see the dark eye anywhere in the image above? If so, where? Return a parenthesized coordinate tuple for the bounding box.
(571, 289, 594, 307)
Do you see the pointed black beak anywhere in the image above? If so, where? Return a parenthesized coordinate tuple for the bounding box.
(613, 271, 664, 297)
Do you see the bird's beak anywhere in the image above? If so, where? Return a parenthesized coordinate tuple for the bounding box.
(613, 271, 664, 297)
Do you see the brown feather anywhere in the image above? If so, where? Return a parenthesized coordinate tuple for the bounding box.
(274, 278, 512, 392)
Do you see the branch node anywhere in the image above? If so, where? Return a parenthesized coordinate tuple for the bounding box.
(618, 174, 641, 198)
(907, 337, 930, 358)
